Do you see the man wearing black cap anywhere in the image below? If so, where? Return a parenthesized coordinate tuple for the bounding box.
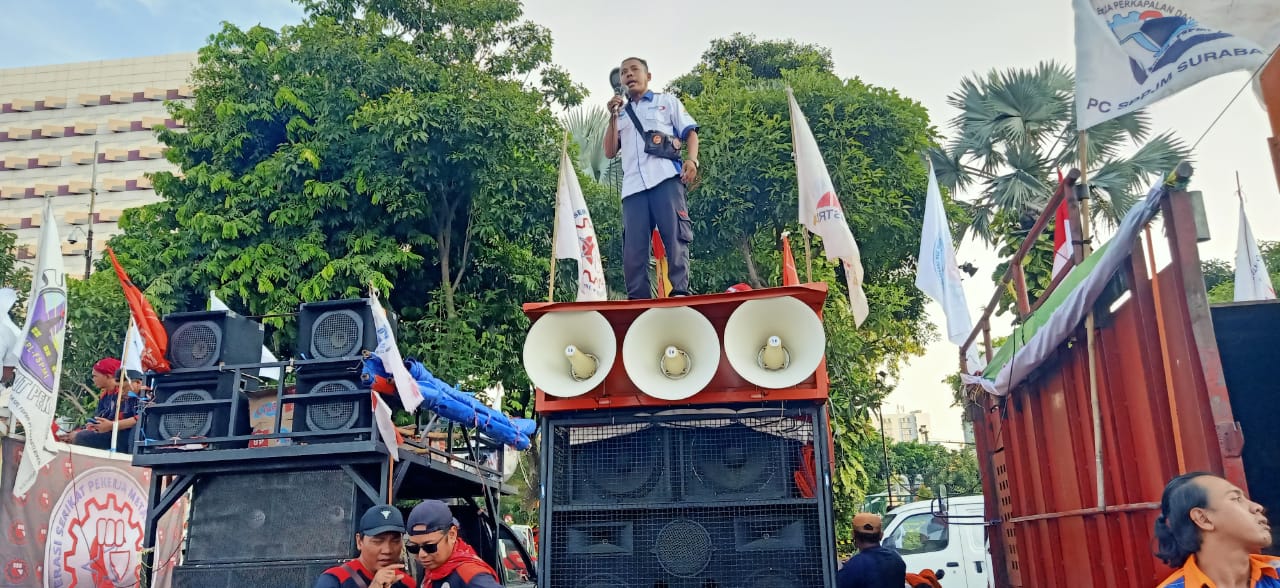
(314, 505, 415, 588)
(407, 500, 502, 588)
(838, 512, 906, 588)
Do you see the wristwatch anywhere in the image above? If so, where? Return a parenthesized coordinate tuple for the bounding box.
(685, 159, 699, 168)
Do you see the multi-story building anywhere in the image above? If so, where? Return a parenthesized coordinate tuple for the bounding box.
(0, 53, 194, 274)
(873, 406, 934, 444)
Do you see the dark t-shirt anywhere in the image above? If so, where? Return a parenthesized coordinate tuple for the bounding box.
(94, 390, 140, 420)
(424, 564, 503, 588)
(313, 559, 414, 588)
(837, 545, 907, 588)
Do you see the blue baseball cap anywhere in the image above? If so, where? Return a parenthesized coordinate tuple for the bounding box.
(407, 500, 458, 535)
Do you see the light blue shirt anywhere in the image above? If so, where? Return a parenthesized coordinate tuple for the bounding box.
(615, 90, 698, 198)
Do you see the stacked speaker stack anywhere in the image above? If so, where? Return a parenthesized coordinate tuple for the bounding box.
(133, 299, 388, 588)
(136, 299, 379, 455)
(523, 284, 839, 588)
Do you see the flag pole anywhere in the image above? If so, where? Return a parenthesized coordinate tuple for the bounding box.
(801, 228, 814, 283)
(1077, 129, 1105, 507)
(549, 132, 568, 302)
(110, 325, 132, 453)
(787, 87, 814, 283)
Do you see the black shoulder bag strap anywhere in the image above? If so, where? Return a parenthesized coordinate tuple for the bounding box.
(624, 102, 647, 132)
(340, 563, 370, 588)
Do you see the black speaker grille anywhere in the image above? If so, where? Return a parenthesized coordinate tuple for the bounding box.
(186, 470, 362, 564)
(553, 425, 670, 506)
(170, 320, 222, 368)
(158, 389, 214, 439)
(306, 380, 360, 431)
(546, 410, 828, 588)
(311, 309, 362, 358)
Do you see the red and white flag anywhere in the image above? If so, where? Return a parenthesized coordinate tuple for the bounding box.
(553, 149, 608, 301)
(788, 88, 868, 326)
(1052, 178, 1074, 280)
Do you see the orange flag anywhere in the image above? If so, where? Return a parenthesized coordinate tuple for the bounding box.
(652, 229, 672, 298)
(106, 247, 170, 373)
(781, 232, 800, 286)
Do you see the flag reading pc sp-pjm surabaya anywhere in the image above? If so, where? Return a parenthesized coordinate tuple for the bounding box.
(1074, 0, 1279, 130)
(8, 200, 68, 497)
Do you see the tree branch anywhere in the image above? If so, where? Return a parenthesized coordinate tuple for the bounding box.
(451, 206, 475, 291)
(740, 237, 764, 288)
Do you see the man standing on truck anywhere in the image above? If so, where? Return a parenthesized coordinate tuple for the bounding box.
(408, 500, 503, 588)
(314, 505, 415, 588)
(1155, 473, 1278, 588)
(838, 512, 907, 588)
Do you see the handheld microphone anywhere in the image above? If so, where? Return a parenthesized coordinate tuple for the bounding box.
(609, 67, 624, 96)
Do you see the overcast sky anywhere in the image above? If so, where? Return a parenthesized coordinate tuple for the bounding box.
(4, 0, 1275, 445)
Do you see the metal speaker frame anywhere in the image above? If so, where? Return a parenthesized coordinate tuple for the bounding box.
(297, 299, 377, 360)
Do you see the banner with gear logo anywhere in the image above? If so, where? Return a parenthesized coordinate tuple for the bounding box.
(0, 437, 185, 588)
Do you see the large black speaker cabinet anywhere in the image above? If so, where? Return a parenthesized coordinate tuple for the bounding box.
(298, 299, 377, 360)
(164, 310, 265, 371)
(543, 407, 834, 588)
(171, 559, 343, 588)
(290, 367, 375, 443)
(139, 372, 251, 452)
(1212, 301, 1280, 554)
(185, 469, 368, 564)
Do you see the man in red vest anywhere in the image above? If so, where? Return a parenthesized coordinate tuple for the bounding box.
(314, 505, 414, 588)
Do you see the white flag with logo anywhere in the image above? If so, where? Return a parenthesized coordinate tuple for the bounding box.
(368, 293, 422, 413)
(788, 88, 869, 326)
(916, 163, 986, 372)
(9, 200, 68, 497)
(209, 291, 281, 380)
(554, 149, 608, 301)
(1234, 202, 1275, 301)
(1075, 0, 1280, 130)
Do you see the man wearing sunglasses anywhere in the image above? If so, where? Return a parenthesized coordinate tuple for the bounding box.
(314, 505, 415, 588)
(407, 500, 502, 588)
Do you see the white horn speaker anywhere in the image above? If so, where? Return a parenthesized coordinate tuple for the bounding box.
(724, 296, 826, 389)
(523, 311, 617, 398)
(622, 307, 720, 401)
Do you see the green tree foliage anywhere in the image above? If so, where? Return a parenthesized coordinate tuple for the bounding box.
(104, 0, 582, 416)
(931, 61, 1190, 315)
(1204, 241, 1280, 303)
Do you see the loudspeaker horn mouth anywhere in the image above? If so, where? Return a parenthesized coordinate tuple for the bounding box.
(758, 336, 791, 371)
(660, 346, 691, 379)
(565, 345, 599, 382)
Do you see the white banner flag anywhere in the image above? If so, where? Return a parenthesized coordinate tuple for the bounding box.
(209, 291, 282, 380)
(916, 163, 986, 372)
(1075, 0, 1279, 130)
(372, 391, 400, 461)
(1234, 202, 1275, 301)
(788, 88, 869, 326)
(368, 293, 422, 413)
(9, 200, 68, 496)
(554, 149, 608, 301)
(122, 318, 144, 375)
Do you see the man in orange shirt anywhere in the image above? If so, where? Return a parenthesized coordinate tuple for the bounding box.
(1156, 472, 1277, 588)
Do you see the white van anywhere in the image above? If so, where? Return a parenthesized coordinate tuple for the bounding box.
(881, 495, 992, 588)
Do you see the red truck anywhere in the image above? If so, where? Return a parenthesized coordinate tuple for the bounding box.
(958, 168, 1278, 587)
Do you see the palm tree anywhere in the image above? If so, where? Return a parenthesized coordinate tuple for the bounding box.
(562, 106, 621, 188)
(930, 61, 1190, 308)
(931, 60, 1191, 240)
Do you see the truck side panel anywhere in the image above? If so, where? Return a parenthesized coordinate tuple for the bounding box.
(973, 191, 1244, 587)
